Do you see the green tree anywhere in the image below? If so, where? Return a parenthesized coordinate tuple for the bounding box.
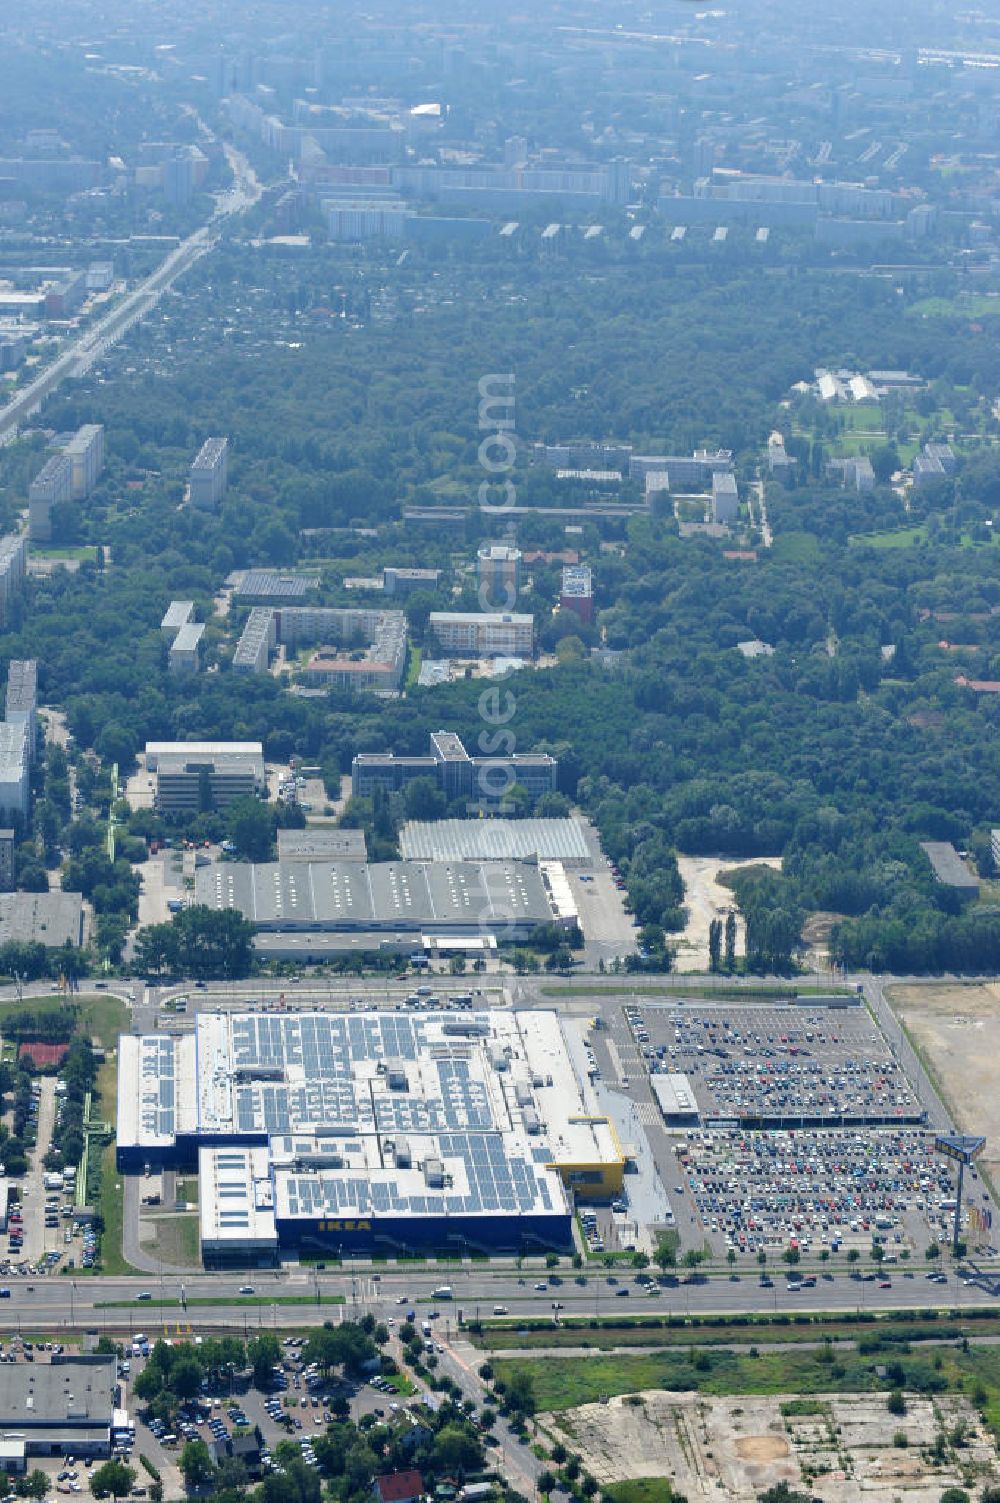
(249, 1332, 282, 1389)
(90, 1462, 136, 1500)
(226, 796, 276, 862)
(708, 918, 722, 973)
(887, 1389, 906, 1416)
(655, 1240, 676, 1271)
(170, 1354, 204, 1400)
(431, 1424, 483, 1475)
(179, 1439, 214, 1490)
(724, 910, 738, 971)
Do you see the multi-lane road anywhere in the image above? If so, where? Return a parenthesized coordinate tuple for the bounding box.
(1, 1261, 997, 1337)
(0, 141, 260, 446)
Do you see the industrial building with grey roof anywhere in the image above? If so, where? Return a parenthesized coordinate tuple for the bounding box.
(195, 857, 571, 943)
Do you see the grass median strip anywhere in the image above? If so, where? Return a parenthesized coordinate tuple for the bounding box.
(95, 1294, 347, 1309)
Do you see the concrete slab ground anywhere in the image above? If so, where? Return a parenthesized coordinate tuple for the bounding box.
(891, 981, 1000, 1199)
(545, 1390, 998, 1503)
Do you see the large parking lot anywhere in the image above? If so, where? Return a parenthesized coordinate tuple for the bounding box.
(583, 995, 996, 1265)
(673, 1123, 978, 1260)
(628, 999, 924, 1126)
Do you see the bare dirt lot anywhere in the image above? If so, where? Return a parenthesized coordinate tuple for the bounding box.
(673, 856, 781, 972)
(544, 1390, 996, 1503)
(891, 981, 1000, 1188)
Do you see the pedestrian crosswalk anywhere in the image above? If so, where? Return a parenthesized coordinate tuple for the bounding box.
(635, 1103, 660, 1126)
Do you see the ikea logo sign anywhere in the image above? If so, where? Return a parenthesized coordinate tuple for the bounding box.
(318, 1219, 372, 1232)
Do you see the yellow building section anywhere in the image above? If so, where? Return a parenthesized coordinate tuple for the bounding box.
(547, 1114, 625, 1200)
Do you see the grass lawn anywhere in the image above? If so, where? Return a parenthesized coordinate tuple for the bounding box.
(94, 1139, 133, 1276)
(540, 983, 847, 1001)
(848, 525, 927, 549)
(148, 1214, 201, 1267)
(30, 545, 98, 562)
(772, 531, 822, 565)
(474, 1313, 980, 1353)
(405, 647, 422, 688)
(603, 1482, 675, 1503)
(495, 1340, 1000, 1413)
(86, 1047, 136, 1277)
(907, 295, 1000, 319)
(77, 994, 129, 1048)
(0, 992, 127, 1048)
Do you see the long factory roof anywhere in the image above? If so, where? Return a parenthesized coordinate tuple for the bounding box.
(194, 858, 556, 930)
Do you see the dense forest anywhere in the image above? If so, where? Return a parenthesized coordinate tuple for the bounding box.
(2, 234, 999, 974)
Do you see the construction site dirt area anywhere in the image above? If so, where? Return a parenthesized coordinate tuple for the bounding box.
(891, 981, 1000, 1186)
(543, 1390, 998, 1503)
(673, 857, 781, 973)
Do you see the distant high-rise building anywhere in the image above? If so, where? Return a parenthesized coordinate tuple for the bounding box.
(504, 135, 528, 168)
(5, 660, 37, 763)
(476, 544, 521, 609)
(0, 830, 13, 892)
(0, 537, 26, 628)
(559, 565, 594, 626)
(64, 424, 104, 501)
(189, 437, 229, 510)
(712, 472, 739, 524)
(28, 453, 73, 541)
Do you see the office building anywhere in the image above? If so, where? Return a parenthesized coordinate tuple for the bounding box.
(145, 741, 266, 813)
(0, 537, 26, 628)
(325, 198, 410, 240)
(232, 606, 276, 674)
(629, 448, 733, 491)
(352, 731, 558, 802)
(161, 600, 195, 641)
(428, 612, 534, 658)
(28, 453, 72, 541)
(476, 544, 521, 608)
(920, 842, 979, 904)
(0, 1355, 121, 1463)
(712, 471, 739, 524)
(0, 723, 29, 821)
(117, 1009, 625, 1260)
(537, 442, 631, 472)
(382, 567, 441, 598)
(767, 435, 795, 482)
(5, 660, 37, 762)
(0, 830, 13, 892)
(189, 437, 229, 510)
(63, 424, 104, 501)
(168, 622, 205, 675)
(559, 564, 593, 625)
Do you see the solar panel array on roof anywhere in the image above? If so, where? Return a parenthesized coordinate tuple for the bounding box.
(281, 1131, 552, 1219)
